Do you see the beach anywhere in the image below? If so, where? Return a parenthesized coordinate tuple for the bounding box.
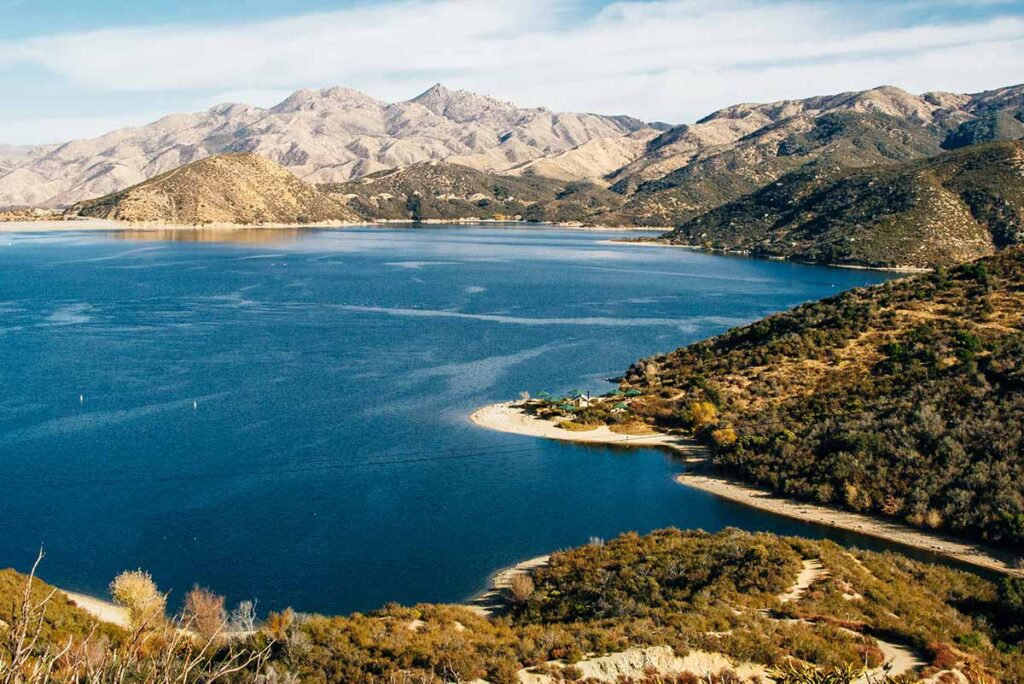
(62, 590, 129, 628)
(470, 402, 1023, 577)
(470, 401, 702, 454)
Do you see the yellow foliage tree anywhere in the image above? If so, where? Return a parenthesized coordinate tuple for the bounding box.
(711, 426, 737, 447)
(109, 570, 166, 631)
(685, 401, 718, 429)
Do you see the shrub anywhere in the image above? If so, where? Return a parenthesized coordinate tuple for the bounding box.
(685, 401, 718, 429)
(711, 426, 738, 447)
(109, 570, 165, 630)
(558, 420, 599, 432)
(509, 574, 535, 605)
(182, 584, 226, 642)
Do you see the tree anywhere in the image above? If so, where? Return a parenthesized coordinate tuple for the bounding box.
(685, 401, 718, 430)
(1001, 577, 1024, 618)
(183, 585, 227, 642)
(109, 570, 166, 631)
(508, 574, 535, 605)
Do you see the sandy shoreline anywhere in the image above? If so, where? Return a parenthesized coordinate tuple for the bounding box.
(466, 554, 551, 617)
(470, 402, 1022, 577)
(470, 401, 704, 454)
(62, 590, 129, 628)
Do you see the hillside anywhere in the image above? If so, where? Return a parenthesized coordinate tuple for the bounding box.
(323, 161, 625, 223)
(4, 529, 1023, 682)
(618, 248, 1024, 550)
(69, 153, 358, 225)
(657, 141, 1024, 268)
(942, 110, 1024, 150)
(608, 84, 1024, 226)
(0, 84, 651, 208)
(505, 129, 660, 183)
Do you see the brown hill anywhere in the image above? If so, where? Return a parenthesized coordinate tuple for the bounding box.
(69, 153, 359, 225)
(621, 247, 1024, 548)
(323, 161, 624, 223)
(658, 141, 1024, 268)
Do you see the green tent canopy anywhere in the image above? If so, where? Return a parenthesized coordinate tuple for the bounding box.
(624, 389, 643, 397)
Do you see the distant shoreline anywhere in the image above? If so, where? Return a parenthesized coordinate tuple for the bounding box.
(470, 402, 1022, 578)
(0, 217, 666, 234)
(613, 239, 934, 274)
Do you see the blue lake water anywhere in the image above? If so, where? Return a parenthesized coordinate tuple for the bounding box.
(0, 226, 901, 615)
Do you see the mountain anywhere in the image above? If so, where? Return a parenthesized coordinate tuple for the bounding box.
(0, 84, 651, 208)
(657, 141, 1024, 269)
(622, 247, 1024, 549)
(942, 110, 1024, 150)
(322, 160, 624, 222)
(0, 143, 54, 180)
(69, 153, 358, 225)
(612, 84, 1024, 225)
(505, 129, 660, 182)
(327, 84, 1022, 231)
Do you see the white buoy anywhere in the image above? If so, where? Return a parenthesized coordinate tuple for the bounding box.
(79, 394, 84, 404)
(193, 400, 198, 410)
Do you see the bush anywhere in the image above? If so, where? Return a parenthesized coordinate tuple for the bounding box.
(685, 401, 719, 429)
(183, 584, 227, 642)
(509, 574, 535, 605)
(109, 570, 165, 630)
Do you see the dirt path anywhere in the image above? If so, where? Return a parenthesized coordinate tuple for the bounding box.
(778, 559, 830, 604)
(867, 637, 927, 680)
(774, 559, 925, 681)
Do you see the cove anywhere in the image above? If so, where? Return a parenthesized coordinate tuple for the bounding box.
(0, 226, 896, 614)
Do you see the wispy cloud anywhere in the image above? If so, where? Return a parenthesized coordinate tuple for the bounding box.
(0, 0, 1021, 141)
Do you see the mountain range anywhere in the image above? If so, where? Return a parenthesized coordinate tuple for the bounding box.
(0, 84, 650, 208)
(7, 81, 1024, 268)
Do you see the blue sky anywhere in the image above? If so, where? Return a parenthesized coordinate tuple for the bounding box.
(1, 0, 1023, 144)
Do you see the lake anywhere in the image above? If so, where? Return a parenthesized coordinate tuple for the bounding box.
(0, 225, 897, 615)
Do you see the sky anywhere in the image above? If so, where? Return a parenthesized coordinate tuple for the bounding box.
(1, 0, 1023, 145)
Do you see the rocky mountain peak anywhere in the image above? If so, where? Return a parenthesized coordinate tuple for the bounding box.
(272, 86, 383, 113)
(408, 83, 522, 123)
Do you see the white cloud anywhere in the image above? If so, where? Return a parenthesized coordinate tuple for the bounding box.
(0, 0, 1022, 127)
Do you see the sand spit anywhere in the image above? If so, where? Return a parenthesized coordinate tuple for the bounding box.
(470, 401, 702, 454)
(470, 402, 1023, 577)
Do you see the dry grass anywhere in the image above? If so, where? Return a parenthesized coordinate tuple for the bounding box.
(609, 421, 658, 435)
(558, 421, 600, 432)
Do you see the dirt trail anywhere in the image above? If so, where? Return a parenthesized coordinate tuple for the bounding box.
(778, 559, 829, 603)
(775, 560, 925, 682)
